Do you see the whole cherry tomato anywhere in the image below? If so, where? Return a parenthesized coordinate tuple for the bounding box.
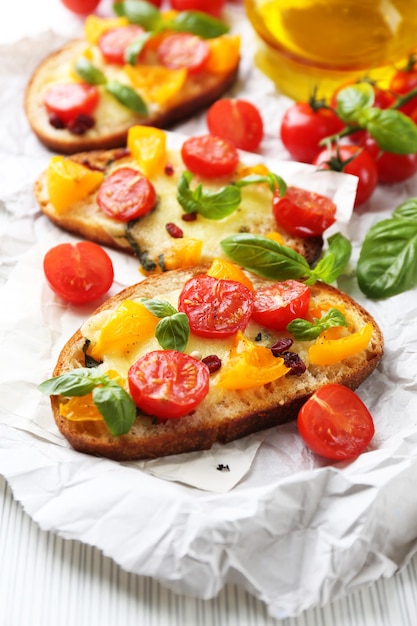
(360, 135, 417, 184)
(252, 280, 310, 330)
(178, 275, 254, 338)
(43, 242, 114, 304)
(98, 25, 145, 65)
(207, 98, 264, 152)
(389, 58, 417, 116)
(313, 145, 378, 207)
(97, 167, 157, 221)
(60, 0, 100, 14)
(181, 134, 239, 178)
(272, 186, 337, 237)
(128, 351, 210, 419)
(298, 383, 375, 461)
(280, 102, 345, 163)
(43, 83, 99, 125)
(157, 33, 210, 74)
(169, 0, 226, 17)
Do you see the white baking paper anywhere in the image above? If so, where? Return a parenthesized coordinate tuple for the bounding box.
(2, 0, 417, 619)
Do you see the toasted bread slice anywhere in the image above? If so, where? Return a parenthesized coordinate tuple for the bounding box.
(46, 266, 384, 461)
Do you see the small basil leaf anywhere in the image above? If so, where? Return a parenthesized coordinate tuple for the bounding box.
(287, 308, 348, 341)
(335, 83, 375, 123)
(170, 10, 229, 38)
(113, 0, 162, 30)
(38, 368, 99, 397)
(155, 312, 189, 351)
(106, 80, 148, 115)
(93, 382, 136, 436)
(141, 298, 177, 318)
(310, 232, 352, 284)
(124, 32, 152, 64)
(74, 58, 107, 85)
(177, 172, 242, 219)
(393, 198, 417, 221)
(235, 172, 287, 196)
(361, 107, 417, 154)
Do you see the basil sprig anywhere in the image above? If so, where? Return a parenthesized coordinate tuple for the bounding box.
(357, 198, 417, 299)
(220, 232, 351, 284)
(141, 298, 190, 351)
(38, 369, 136, 437)
(287, 308, 348, 340)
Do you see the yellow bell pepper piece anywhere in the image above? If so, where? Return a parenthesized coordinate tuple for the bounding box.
(46, 156, 104, 214)
(127, 125, 167, 179)
(90, 299, 158, 360)
(218, 331, 290, 389)
(308, 322, 373, 365)
(60, 393, 103, 422)
(163, 238, 203, 270)
(207, 258, 254, 291)
(84, 15, 129, 45)
(205, 35, 241, 74)
(124, 65, 187, 106)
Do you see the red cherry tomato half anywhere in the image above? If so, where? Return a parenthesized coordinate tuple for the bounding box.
(178, 275, 254, 338)
(252, 280, 310, 330)
(157, 33, 210, 74)
(298, 383, 375, 460)
(43, 83, 99, 125)
(181, 134, 239, 178)
(273, 186, 337, 238)
(97, 167, 156, 222)
(313, 145, 378, 207)
(280, 102, 345, 163)
(207, 98, 264, 152)
(98, 25, 145, 65)
(43, 242, 114, 304)
(59, 0, 100, 14)
(128, 350, 210, 419)
(169, 0, 225, 17)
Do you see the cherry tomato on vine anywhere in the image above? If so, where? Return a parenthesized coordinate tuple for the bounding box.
(43, 83, 99, 125)
(360, 134, 417, 184)
(272, 186, 337, 237)
(43, 242, 114, 304)
(389, 62, 417, 116)
(181, 134, 239, 178)
(207, 98, 264, 152)
(313, 144, 378, 207)
(280, 102, 345, 163)
(157, 33, 210, 74)
(98, 25, 145, 65)
(128, 351, 210, 419)
(59, 0, 100, 14)
(169, 0, 226, 16)
(178, 275, 254, 338)
(252, 280, 310, 331)
(298, 383, 375, 461)
(97, 167, 156, 221)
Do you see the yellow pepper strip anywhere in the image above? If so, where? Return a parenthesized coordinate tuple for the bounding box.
(217, 331, 290, 390)
(163, 238, 203, 270)
(207, 258, 254, 291)
(205, 35, 241, 74)
(308, 322, 373, 365)
(84, 15, 129, 45)
(90, 300, 158, 361)
(124, 65, 187, 106)
(127, 125, 167, 179)
(46, 156, 104, 214)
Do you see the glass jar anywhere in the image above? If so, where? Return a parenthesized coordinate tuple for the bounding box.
(244, 0, 417, 101)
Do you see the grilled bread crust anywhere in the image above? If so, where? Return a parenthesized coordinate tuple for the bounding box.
(50, 266, 384, 461)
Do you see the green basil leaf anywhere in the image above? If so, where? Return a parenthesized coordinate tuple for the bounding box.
(360, 107, 417, 154)
(93, 382, 136, 436)
(287, 307, 348, 340)
(113, 0, 162, 30)
(170, 10, 229, 38)
(155, 312, 189, 351)
(106, 80, 148, 115)
(335, 83, 374, 123)
(74, 58, 107, 85)
(141, 298, 177, 318)
(177, 171, 242, 219)
(310, 232, 352, 283)
(38, 368, 100, 397)
(124, 32, 152, 64)
(393, 198, 417, 221)
(235, 172, 287, 196)
(357, 217, 417, 298)
(220, 233, 312, 281)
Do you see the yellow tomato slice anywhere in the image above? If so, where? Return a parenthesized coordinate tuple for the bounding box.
(163, 238, 203, 270)
(84, 15, 129, 44)
(205, 35, 241, 74)
(59, 393, 104, 422)
(308, 322, 373, 365)
(124, 64, 187, 106)
(127, 125, 167, 179)
(206, 258, 254, 290)
(46, 156, 104, 214)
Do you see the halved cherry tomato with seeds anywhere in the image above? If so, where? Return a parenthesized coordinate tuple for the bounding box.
(252, 280, 310, 331)
(207, 98, 264, 152)
(157, 33, 210, 74)
(43, 83, 99, 125)
(298, 383, 375, 460)
(128, 350, 210, 419)
(273, 186, 337, 238)
(98, 25, 145, 65)
(178, 274, 253, 338)
(97, 167, 156, 221)
(181, 134, 239, 178)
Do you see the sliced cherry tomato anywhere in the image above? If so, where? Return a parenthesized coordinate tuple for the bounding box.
(280, 102, 345, 163)
(97, 167, 156, 222)
(297, 383, 375, 461)
(181, 134, 239, 178)
(273, 186, 336, 237)
(178, 275, 254, 338)
(169, 0, 225, 16)
(207, 98, 264, 152)
(312, 145, 378, 207)
(43, 83, 99, 125)
(60, 0, 100, 14)
(128, 350, 210, 419)
(43, 242, 114, 305)
(252, 280, 310, 330)
(157, 33, 210, 74)
(98, 25, 145, 65)
(360, 134, 417, 184)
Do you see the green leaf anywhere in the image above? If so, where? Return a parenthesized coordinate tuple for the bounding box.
(335, 83, 375, 123)
(177, 171, 242, 219)
(287, 308, 348, 341)
(113, 0, 162, 30)
(235, 172, 287, 196)
(170, 10, 229, 38)
(361, 107, 417, 154)
(310, 232, 352, 284)
(74, 58, 107, 85)
(93, 382, 136, 436)
(393, 198, 417, 221)
(38, 368, 99, 397)
(141, 298, 177, 318)
(124, 32, 152, 64)
(155, 313, 189, 351)
(105, 80, 148, 115)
